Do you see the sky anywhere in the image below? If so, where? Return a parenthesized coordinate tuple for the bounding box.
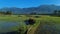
(0, 0, 60, 8)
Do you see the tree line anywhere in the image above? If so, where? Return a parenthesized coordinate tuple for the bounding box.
(29, 10, 60, 17)
(0, 10, 60, 16)
(53, 10, 60, 16)
(0, 11, 12, 15)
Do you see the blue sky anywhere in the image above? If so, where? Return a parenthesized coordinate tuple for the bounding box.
(0, 0, 60, 8)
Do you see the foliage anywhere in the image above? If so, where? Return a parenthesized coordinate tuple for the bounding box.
(5, 11, 12, 15)
(53, 10, 60, 16)
(0, 11, 12, 15)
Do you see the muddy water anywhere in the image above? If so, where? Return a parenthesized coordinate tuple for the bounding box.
(35, 22, 60, 34)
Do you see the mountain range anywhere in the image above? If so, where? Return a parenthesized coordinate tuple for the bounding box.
(0, 5, 60, 14)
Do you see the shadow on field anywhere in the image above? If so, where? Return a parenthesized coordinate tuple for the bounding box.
(34, 21, 60, 34)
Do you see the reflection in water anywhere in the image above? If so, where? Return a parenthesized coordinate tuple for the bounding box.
(0, 21, 21, 34)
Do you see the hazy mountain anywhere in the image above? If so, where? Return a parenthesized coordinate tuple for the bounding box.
(0, 5, 60, 14)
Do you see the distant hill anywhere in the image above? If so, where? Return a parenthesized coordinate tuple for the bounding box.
(0, 5, 60, 14)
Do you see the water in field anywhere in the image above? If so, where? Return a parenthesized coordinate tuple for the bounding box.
(0, 21, 23, 33)
(35, 22, 60, 34)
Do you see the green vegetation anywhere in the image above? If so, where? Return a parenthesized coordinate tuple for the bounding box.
(0, 15, 60, 34)
(26, 15, 60, 34)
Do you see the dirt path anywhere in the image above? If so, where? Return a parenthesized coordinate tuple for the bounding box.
(27, 21, 40, 34)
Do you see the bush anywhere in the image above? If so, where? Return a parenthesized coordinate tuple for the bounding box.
(34, 16, 40, 18)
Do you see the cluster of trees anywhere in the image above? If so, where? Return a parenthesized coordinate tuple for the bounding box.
(29, 10, 60, 17)
(0, 11, 12, 15)
(53, 10, 60, 16)
(30, 12, 37, 15)
(0, 10, 60, 16)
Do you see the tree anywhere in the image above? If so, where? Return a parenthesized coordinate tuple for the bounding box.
(53, 10, 57, 16)
(57, 10, 60, 16)
(5, 11, 12, 15)
(0, 12, 5, 15)
(30, 12, 36, 15)
(53, 10, 60, 16)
